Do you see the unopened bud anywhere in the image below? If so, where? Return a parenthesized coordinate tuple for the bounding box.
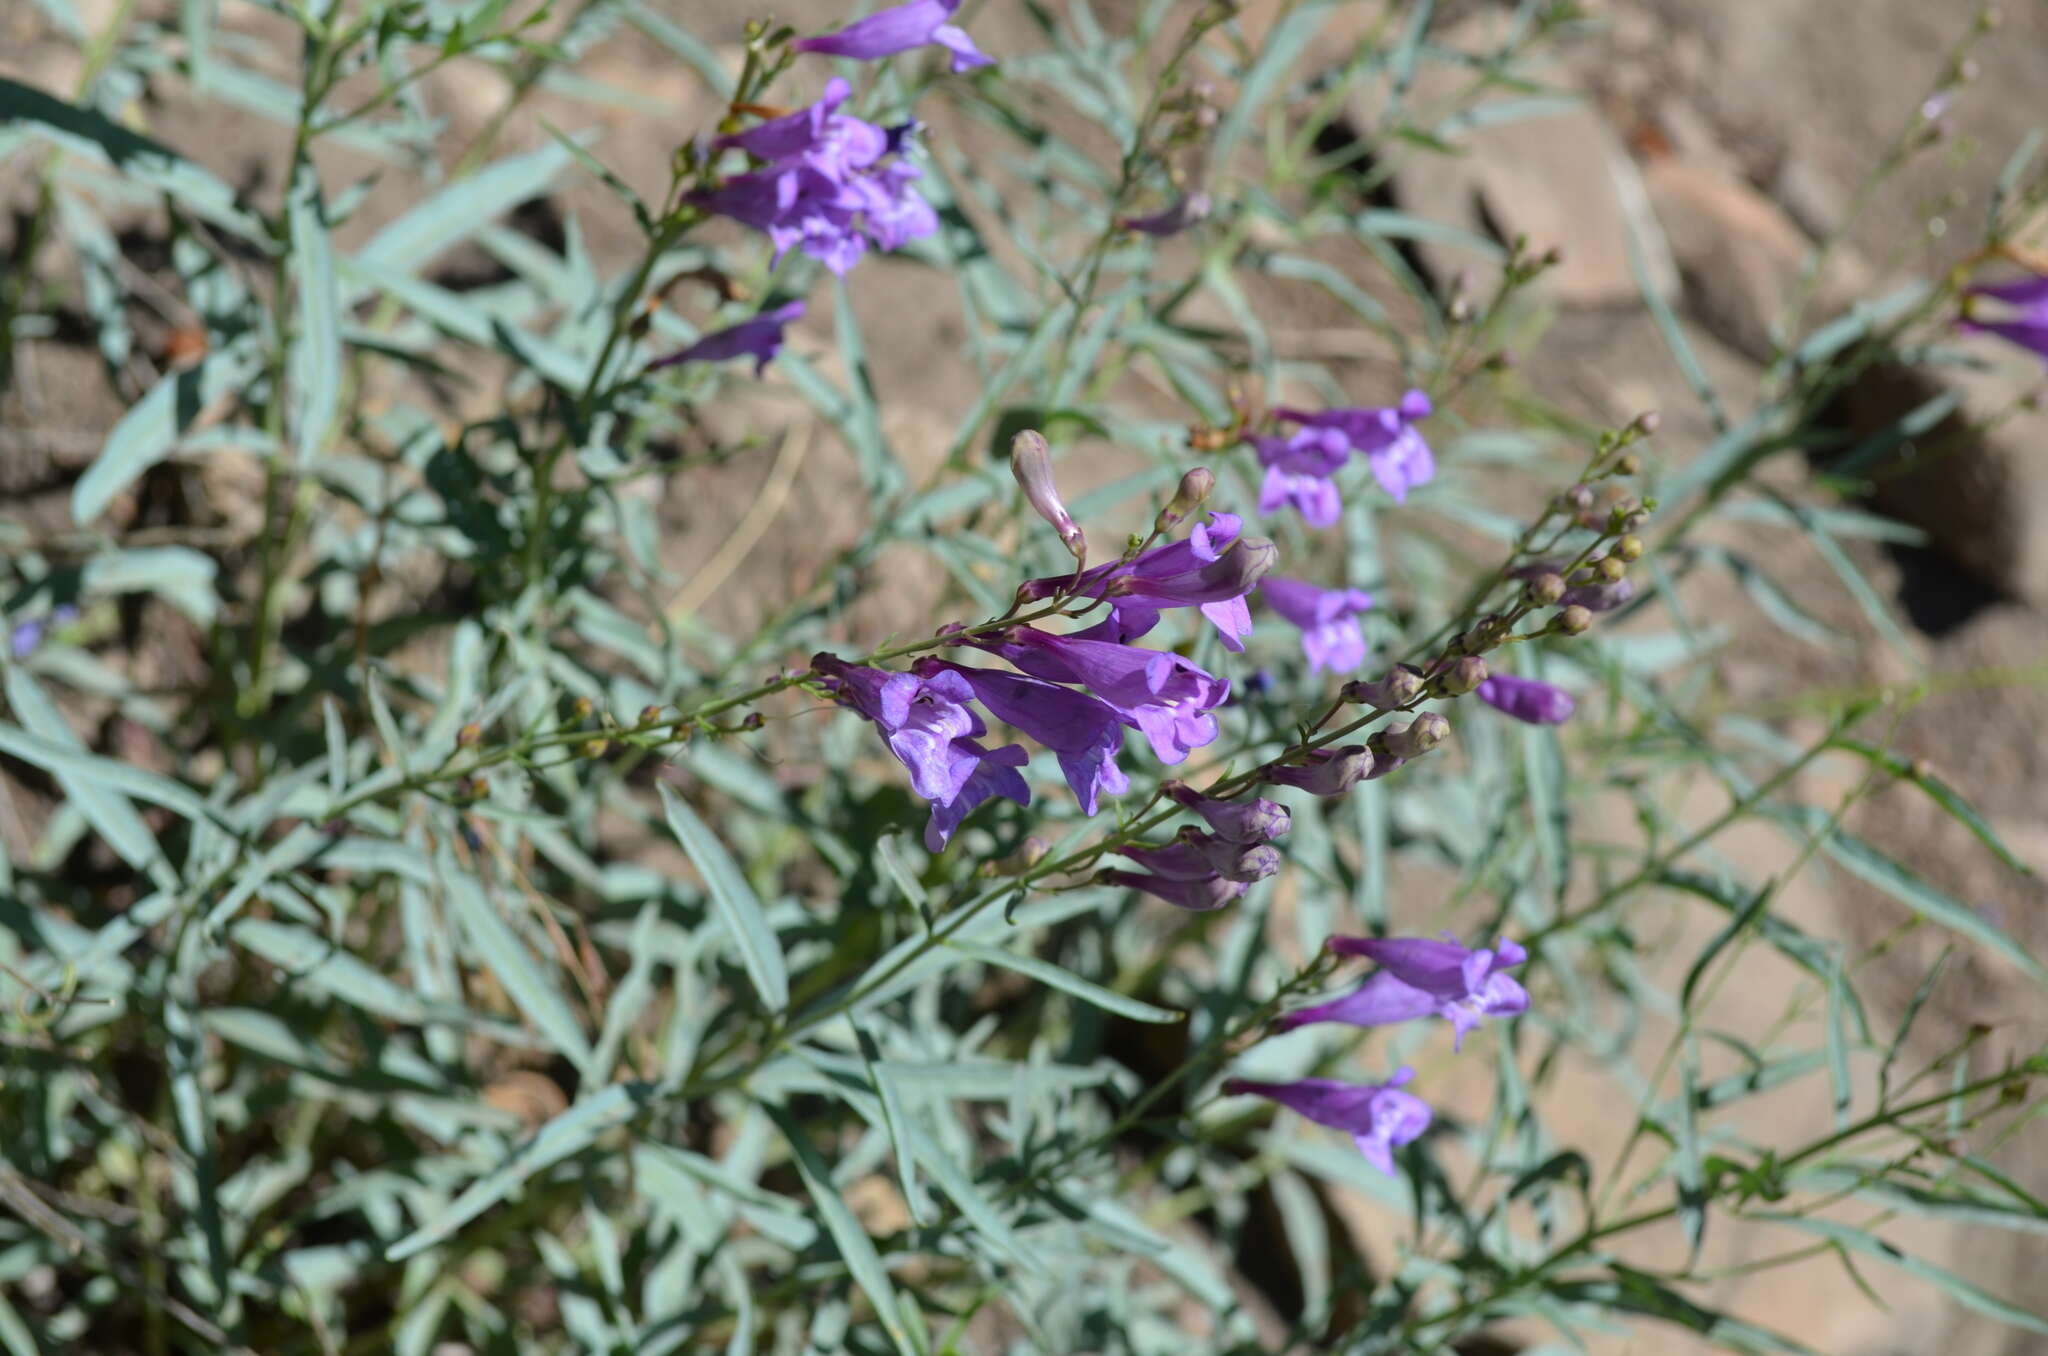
(571, 697, 594, 720)
(639, 704, 666, 725)
(1621, 510, 1649, 533)
(1342, 664, 1425, 709)
(457, 722, 483, 748)
(580, 738, 610, 758)
(1011, 429, 1087, 561)
(1555, 605, 1593, 635)
(1375, 713, 1450, 761)
(1630, 411, 1661, 436)
(1596, 555, 1628, 582)
(1525, 571, 1566, 605)
(1439, 655, 1488, 696)
(1614, 535, 1644, 562)
(1561, 483, 1594, 511)
(1154, 467, 1217, 535)
(1910, 757, 1933, 781)
(1613, 452, 1641, 476)
(739, 712, 766, 732)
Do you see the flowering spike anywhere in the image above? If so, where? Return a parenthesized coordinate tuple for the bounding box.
(1010, 430, 1087, 561)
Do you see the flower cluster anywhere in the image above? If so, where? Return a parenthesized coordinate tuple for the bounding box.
(1101, 782, 1293, 911)
(650, 2, 993, 370)
(1252, 390, 1435, 527)
(815, 467, 1273, 851)
(1226, 932, 1529, 1172)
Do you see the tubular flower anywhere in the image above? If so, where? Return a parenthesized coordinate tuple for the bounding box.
(647, 301, 804, 376)
(1262, 745, 1373, 796)
(1122, 191, 1213, 237)
(1288, 933, 1529, 1049)
(1118, 827, 1280, 883)
(916, 659, 1130, 816)
(1559, 577, 1635, 613)
(1253, 424, 1350, 528)
(1010, 430, 1085, 559)
(793, 0, 993, 73)
(1222, 1070, 1432, 1174)
(1959, 272, 2048, 362)
(977, 628, 1228, 765)
(1018, 512, 1272, 652)
(1276, 389, 1435, 504)
(814, 654, 1030, 849)
(1260, 576, 1373, 674)
(1163, 781, 1291, 843)
(1099, 867, 1247, 912)
(1475, 673, 1576, 725)
(696, 78, 936, 274)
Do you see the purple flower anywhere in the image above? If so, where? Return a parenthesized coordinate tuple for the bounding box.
(1475, 673, 1575, 725)
(648, 301, 804, 376)
(9, 605, 78, 660)
(921, 740, 1030, 851)
(696, 78, 936, 275)
(1163, 782, 1291, 843)
(1019, 512, 1273, 652)
(793, 0, 994, 74)
(917, 659, 1130, 815)
(813, 654, 1031, 849)
(1260, 577, 1372, 674)
(1099, 868, 1246, 912)
(1011, 429, 1085, 560)
(1960, 272, 2048, 362)
(1261, 745, 1372, 796)
(1222, 1070, 1432, 1174)
(1119, 827, 1280, 883)
(1253, 425, 1350, 528)
(1559, 577, 1635, 613)
(978, 628, 1227, 765)
(1276, 390, 1435, 504)
(1122, 191, 1212, 237)
(1286, 933, 1528, 1050)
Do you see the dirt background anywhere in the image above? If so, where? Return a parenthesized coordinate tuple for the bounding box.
(3, 1, 2046, 1352)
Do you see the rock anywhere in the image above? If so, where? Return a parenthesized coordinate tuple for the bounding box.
(1381, 95, 1680, 309)
(1832, 332, 2048, 607)
(1645, 155, 1868, 364)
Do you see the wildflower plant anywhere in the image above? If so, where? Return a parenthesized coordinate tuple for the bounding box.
(0, 3, 2045, 1354)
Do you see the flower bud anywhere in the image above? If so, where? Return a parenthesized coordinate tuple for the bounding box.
(457, 721, 483, 748)
(1595, 555, 1627, 583)
(571, 697, 594, 720)
(1561, 483, 1594, 511)
(1613, 452, 1641, 476)
(1342, 664, 1425, 709)
(1262, 746, 1372, 796)
(1620, 510, 1649, 534)
(1439, 655, 1488, 696)
(1154, 467, 1217, 536)
(1011, 429, 1086, 561)
(1525, 571, 1566, 605)
(1163, 782, 1291, 843)
(1561, 578, 1635, 613)
(639, 704, 666, 725)
(1630, 411, 1661, 436)
(581, 738, 610, 758)
(1614, 535, 1644, 562)
(1375, 713, 1449, 761)
(1555, 604, 1593, 635)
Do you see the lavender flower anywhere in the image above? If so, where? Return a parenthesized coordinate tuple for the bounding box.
(1475, 673, 1575, 725)
(1222, 1070, 1432, 1174)
(1253, 424, 1350, 528)
(1960, 272, 2048, 362)
(1122, 191, 1212, 237)
(8, 605, 78, 660)
(917, 659, 1129, 815)
(1262, 745, 1372, 796)
(1274, 389, 1436, 504)
(980, 628, 1228, 764)
(793, 0, 994, 74)
(1281, 933, 1528, 1049)
(1119, 827, 1280, 883)
(1260, 577, 1373, 674)
(1559, 577, 1635, 613)
(647, 301, 803, 376)
(1163, 781, 1291, 843)
(1018, 512, 1272, 652)
(696, 78, 936, 275)
(814, 655, 1030, 849)
(1099, 868, 1247, 912)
